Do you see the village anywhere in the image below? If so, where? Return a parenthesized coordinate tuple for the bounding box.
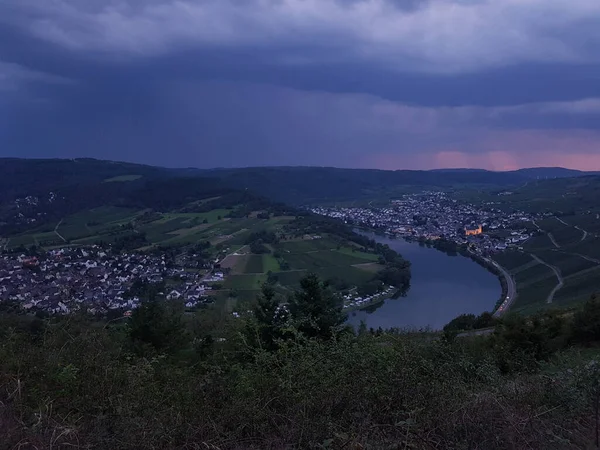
(0, 246, 221, 315)
(311, 191, 539, 256)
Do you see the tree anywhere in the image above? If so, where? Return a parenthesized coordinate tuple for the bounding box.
(572, 295, 600, 343)
(249, 284, 289, 350)
(250, 241, 270, 254)
(127, 297, 187, 355)
(444, 313, 476, 332)
(289, 273, 346, 340)
(473, 311, 495, 329)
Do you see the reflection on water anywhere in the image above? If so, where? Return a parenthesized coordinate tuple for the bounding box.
(347, 232, 501, 331)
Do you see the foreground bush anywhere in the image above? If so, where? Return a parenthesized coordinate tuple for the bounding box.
(1, 312, 598, 449)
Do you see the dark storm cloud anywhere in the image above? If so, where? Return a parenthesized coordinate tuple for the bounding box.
(2, 0, 600, 169)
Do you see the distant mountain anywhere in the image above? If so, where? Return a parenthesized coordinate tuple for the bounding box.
(513, 167, 598, 179)
(200, 166, 600, 204)
(1, 158, 599, 209)
(429, 168, 490, 173)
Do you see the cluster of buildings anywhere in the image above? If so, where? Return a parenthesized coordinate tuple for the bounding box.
(342, 286, 397, 310)
(311, 191, 536, 255)
(0, 246, 215, 315)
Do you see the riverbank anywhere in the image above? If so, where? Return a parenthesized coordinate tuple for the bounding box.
(347, 232, 500, 330)
(343, 287, 399, 313)
(401, 235, 510, 315)
(356, 228, 510, 314)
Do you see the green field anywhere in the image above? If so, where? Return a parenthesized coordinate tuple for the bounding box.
(492, 251, 534, 271)
(284, 250, 371, 270)
(534, 250, 596, 277)
(244, 255, 264, 273)
(162, 210, 231, 224)
(512, 277, 558, 314)
(568, 238, 600, 260)
(215, 236, 384, 296)
(272, 270, 307, 286)
(278, 239, 336, 253)
(262, 254, 280, 272)
(224, 274, 266, 290)
(554, 268, 600, 307)
(501, 215, 600, 313)
(563, 214, 600, 234)
(514, 264, 555, 286)
(524, 234, 555, 250)
(103, 174, 143, 182)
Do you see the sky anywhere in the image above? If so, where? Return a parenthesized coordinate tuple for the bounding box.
(2, 0, 600, 171)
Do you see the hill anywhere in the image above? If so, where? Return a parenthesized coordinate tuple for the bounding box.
(458, 174, 600, 215)
(514, 167, 598, 179)
(0, 159, 411, 313)
(200, 166, 534, 204)
(2, 158, 597, 209)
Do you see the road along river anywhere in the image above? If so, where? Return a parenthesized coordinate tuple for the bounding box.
(347, 232, 502, 331)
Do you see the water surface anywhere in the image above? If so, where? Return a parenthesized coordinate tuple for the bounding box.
(347, 233, 501, 330)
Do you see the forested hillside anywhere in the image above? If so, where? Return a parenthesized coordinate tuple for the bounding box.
(2, 158, 595, 210)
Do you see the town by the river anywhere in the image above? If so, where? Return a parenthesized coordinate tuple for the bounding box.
(347, 232, 501, 331)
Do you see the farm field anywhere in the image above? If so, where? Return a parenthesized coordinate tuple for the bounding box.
(514, 264, 555, 286)
(6, 206, 295, 252)
(103, 174, 143, 182)
(524, 234, 555, 251)
(492, 251, 534, 271)
(284, 250, 372, 271)
(511, 277, 558, 315)
(224, 274, 266, 290)
(554, 268, 600, 308)
(534, 250, 596, 277)
(217, 236, 385, 303)
(500, 213, 600, 313)
(561, 214, 600, 234)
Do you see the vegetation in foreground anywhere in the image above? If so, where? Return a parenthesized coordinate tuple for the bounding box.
(3, 276, 600, 449)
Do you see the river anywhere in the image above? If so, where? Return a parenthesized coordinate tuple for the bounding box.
(347, 232, 501, 331)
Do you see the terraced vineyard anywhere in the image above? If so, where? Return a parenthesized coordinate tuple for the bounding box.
(499, 214, 600, 313)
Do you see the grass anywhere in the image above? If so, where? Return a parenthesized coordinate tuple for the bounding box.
(163, 209, 230, 224)
(262, 254, 280, 272)
(224, 274, 266, 290)
(552, 227, 585, 247)
(524, 234, 555, 251)
(244, 255, 264, 274)
(554, 268, 600, 307)
(283, 250, 374, 271)
(317, 266, 374, 285)
(569, 237, 600, 260)
(273, 270, 307, 286)
(512, 277, 558, 314)
(564, 214, 600, 234)
(336, 246, 380, 261)
(7, 207, 141, 249)
(6, 234, 36, 248)
(492, 251, 534, 271)
(139, 217, 192, 243)
(535, 250, 597, 277)
(514, 264, 555, 286)
(278, 239, 336, 253)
